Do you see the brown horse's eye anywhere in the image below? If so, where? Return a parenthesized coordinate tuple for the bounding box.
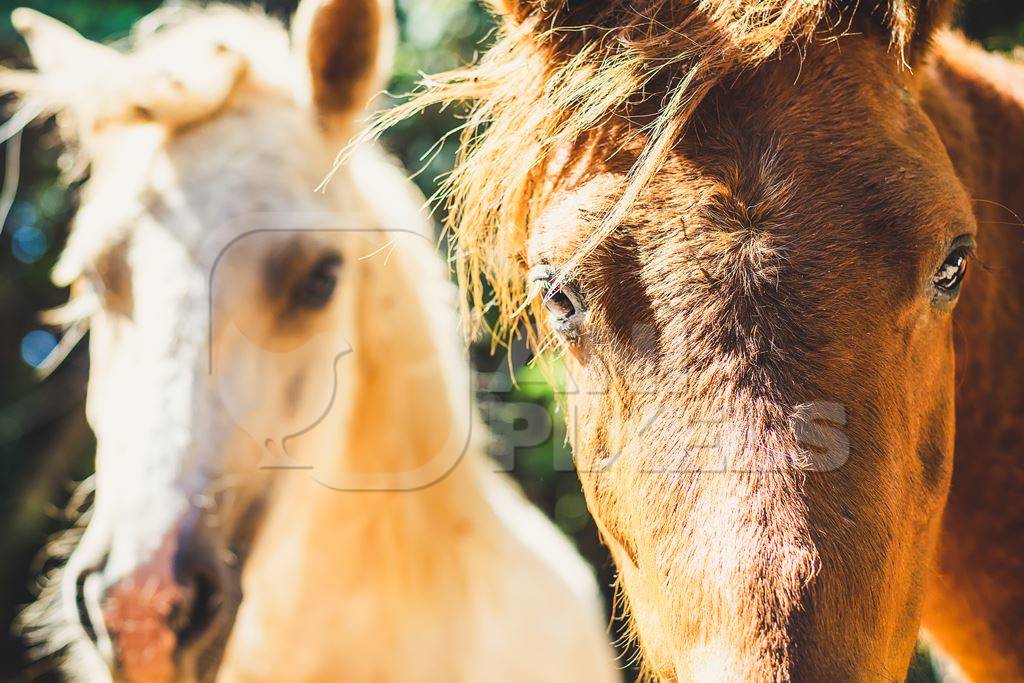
(546, 288, 577, 319)
(294, 253, 342, 309)
(529, 265, 587, 338)
(933, 244, 971, 297)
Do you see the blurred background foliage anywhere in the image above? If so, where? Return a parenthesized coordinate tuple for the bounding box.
(0, 0, 1022, 679)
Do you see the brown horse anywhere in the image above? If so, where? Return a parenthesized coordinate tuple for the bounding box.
(372, 0, 1024, 680)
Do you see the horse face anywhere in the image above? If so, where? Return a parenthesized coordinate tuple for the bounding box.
(524, 34, 975, 679)
(59, 107, 363, 683)
(10, 2, 394, 680)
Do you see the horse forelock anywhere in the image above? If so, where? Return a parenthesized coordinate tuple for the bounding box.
(366, 0, 954, 348)
(2, 5, 320, 297)
(1, 5, 290, 156)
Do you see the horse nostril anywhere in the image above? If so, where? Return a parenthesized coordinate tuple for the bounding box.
(171, 532, 233, 655)
(174, 563, 223, 646)
(98, 535, 234, 681)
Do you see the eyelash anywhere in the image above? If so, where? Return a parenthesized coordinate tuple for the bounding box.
(528, 265, 587, 340)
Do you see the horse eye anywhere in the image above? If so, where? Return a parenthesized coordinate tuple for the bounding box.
(546, 288, 577, 319)
(933, 245, 970, 297)
(294, 253, 342, 309)
(528, 265, 586, 336)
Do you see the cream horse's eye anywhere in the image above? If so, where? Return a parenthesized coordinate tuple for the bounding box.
(528, 264, 587, 338)
(294, 253, 342, 309)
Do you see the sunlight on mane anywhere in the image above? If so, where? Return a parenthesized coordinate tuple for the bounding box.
(357, 0, 930, 349)
(0, 4, 298, 360)
(0, 4, 290, 148)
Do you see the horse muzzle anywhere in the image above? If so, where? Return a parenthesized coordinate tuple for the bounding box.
(70, 521, 242, 683)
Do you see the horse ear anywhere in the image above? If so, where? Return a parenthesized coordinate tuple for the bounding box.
(291, 0, 396, 132)
(10, 8, 121, 75)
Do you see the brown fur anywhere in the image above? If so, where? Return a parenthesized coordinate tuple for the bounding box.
(369, 0, 1024, 680)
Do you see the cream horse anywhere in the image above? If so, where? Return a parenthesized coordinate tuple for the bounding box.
(5, 2, 619, 682)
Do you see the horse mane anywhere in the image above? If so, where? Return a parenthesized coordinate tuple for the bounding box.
(0, 6, 296, 286)
(0, 4, 290, 165)
(0, 5, 294, 368)
(364, 0, 952, 344)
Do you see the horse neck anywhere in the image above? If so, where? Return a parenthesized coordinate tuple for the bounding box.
(339, 253, 487, 523)
(924, 34, 1024, 229)
(916, 36, 1024, 673)
(240, 271, 493, 630)
(922, 37, 1024, 343)
(289, 157, 491, 552)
